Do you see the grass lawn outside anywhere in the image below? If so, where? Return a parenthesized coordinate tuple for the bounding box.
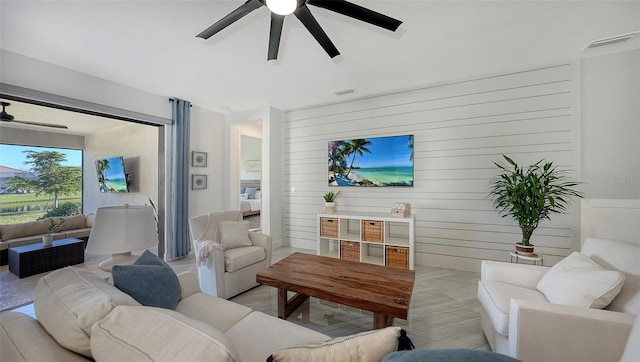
(0, 193, 82, 225)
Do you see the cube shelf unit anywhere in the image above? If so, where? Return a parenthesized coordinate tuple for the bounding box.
(317, 212, 415, 270)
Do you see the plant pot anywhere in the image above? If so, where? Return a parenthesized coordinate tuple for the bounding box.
(515, 243, 535, 256)
(42, 234, 54, 247)
(325, 202, 336, 214)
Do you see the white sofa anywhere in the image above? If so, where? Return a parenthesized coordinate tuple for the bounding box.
(1, 266, 407, 361)
(477, 237, 639, 362)
(0, 266, 331, 361)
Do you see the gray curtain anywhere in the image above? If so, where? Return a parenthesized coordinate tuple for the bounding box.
(170, 98, 191, 259)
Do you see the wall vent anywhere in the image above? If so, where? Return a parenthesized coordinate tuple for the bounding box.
(586, 31, 639, 49)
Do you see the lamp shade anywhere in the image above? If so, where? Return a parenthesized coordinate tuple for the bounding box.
(87, 205, 157, 255)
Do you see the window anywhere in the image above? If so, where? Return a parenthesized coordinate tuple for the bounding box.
(0, 144, 83, 224)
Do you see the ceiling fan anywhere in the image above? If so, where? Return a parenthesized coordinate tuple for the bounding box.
(0, 102, 68, 129)
(197, 0, 402, 60)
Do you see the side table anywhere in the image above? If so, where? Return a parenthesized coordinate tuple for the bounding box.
(8, 238, 85, 278)
(509, 251, 543, 266)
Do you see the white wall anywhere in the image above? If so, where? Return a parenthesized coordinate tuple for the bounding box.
(189, 105, 226, 218)
(284, 63, 582, 271)
(240, 135, 261, 180)
(0, 128, 84, 149)
(581, 49, 640, 198)
(83, 123, 159, 213)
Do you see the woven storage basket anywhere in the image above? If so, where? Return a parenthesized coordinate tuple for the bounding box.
(340, 241, 360, 262)
(320, 218, 339, 238)
(385, 246, 409, 269)
(361, 220, 383, 243)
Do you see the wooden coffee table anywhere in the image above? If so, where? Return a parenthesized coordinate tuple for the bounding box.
(256, 252, 415, 329)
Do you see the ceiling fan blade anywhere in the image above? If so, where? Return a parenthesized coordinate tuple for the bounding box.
(294, 5, 340, 58)
(268, 13, 285, 60)
(308, 0, 402, 31)
(196, 0, 264, 39)
(13, 120, 68, 129)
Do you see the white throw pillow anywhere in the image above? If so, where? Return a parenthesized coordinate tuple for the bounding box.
(34, 267, 141, 358)
(269, 326, 400, 362)
(219, 220, 252, 250)
(537, 251, 625, 308)
(91, 306, 239, 362)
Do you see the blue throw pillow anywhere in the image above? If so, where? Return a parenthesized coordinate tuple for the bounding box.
(112, 250, 182, 310)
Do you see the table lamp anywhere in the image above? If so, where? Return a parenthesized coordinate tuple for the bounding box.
(87, 204, 158, 272)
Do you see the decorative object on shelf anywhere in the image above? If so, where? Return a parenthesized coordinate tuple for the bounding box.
(43, 219, 65, 247)
(86, 205, 158, 272)
(246, 160, 261, 172)
(192, 174, 207, 190)
(488, 154, 584, 256)
(322, 190, 342, 213)
(191, 151, 207, 167)
(391, 203, 411, 218)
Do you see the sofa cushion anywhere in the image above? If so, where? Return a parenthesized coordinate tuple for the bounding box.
(537, 251, 625, 309)
(112, 250, 182, 309)
(225, 311, 330, 362)
(477, 280, 548, 336)
(224, 246, 266, 272)
(176, 292, 251, 332)
(0, 311, 89, 362)
(91, 306, 239, 362)
(219, 221, 253, 250)
(34, 266, 141, 358)
(269, 326, 401, 362)
(57, 215, 87, 231)
(581, 238, 640, 314)
(0, 219, 49, 241)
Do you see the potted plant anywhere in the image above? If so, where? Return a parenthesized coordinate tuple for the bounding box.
(323, 190, 342, 213)
(43, 219, 65, 247)
(488, 155, 584, 256)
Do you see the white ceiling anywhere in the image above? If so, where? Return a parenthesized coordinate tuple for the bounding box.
(1, 0, 639, 118)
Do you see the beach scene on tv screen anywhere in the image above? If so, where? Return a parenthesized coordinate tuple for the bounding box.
(95, 156, 128, 192)
(328, 135, 414, 187)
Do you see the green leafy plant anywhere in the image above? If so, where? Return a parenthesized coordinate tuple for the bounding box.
(47, 218, 65, 234)
(323, 190, 342, 202)
(488, 154, 584, 246)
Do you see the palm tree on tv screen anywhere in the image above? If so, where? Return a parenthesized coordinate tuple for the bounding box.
(344, 139, 372, 178)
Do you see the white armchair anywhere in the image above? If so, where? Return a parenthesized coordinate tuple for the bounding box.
(478, 237, 639, 362)
(189, 210, 272, 299)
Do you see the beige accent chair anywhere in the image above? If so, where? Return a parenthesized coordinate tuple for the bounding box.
(189, 210, 272, 299)
(477, 237, 639, 362)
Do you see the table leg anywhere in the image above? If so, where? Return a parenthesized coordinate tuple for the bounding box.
(373, 313, 394, 329)
(277, 288, 309, 320)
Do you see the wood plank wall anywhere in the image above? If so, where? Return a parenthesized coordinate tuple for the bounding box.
(283, 64, 580, 271)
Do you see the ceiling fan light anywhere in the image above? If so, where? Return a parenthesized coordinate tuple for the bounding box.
(266, 0, 297, 15)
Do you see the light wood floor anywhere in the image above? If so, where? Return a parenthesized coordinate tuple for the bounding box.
(7, 246, 490, 351)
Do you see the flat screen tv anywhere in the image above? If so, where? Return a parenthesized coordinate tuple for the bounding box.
(328, 135, 414, 187)
(95, 156, 129, 192)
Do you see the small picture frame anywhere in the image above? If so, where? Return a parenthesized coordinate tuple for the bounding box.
(192, 151, 207, 167)
(246, 160, 261, 172)
(192, 174, 207, 190)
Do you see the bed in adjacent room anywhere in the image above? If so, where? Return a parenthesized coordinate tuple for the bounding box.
(240, 179, 261, 217)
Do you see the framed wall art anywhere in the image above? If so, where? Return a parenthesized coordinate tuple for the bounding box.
(192, 174, 207, 190)
(192, 151, 207, 167)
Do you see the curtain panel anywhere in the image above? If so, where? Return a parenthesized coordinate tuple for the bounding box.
(170, 98, 191, 259)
